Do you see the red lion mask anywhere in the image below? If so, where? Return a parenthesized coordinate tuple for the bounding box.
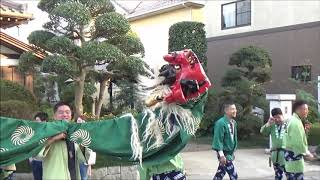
(160, 49, 212, 104)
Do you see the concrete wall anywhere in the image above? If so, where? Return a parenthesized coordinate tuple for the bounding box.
(204, 0, 320, 38)
(206, 22, 320, 98)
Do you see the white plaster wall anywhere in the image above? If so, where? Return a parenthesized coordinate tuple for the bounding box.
(268, 98, 295, 149)
(269, 100, 294, 120)
(279, 101, 294, 120)
(0, 45, 19, 54)
(269, 100, 281, 115)
(204, 0, 320, 38)
(0, 59, 19, 66)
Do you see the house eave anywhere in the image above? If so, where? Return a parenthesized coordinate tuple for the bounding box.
(0, 32, 46, 60)
(0, 2, 34, 29)
(126, 1, 204, 22)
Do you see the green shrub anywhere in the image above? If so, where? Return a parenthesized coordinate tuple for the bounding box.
(316, 145, 320, 156)
(198, 88, 265, 139)
(168, 21, 207, 66)
(237, 114, 263, 140)
(60, 82, 95, 113)
(307, 107, 320, 123)
(202, 46, 271, 138)
(0, 80, 36, 104)
(15, 160, 32, 173)
(38, 102, 54, 119)
(296, 89, 320, 123)
(308, 122, 320, 146)
(198, 89, 223, 135)
(0, 100, 36, 119)
(94, 153, 134, 168)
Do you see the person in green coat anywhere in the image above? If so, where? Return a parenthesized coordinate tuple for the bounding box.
(37, 102, 90, 180)
(284, 100, 314, 180)
(212, 102, 238, 180)
(260, 108, 288, 180)
(0, 164, 15, 180)
(138, 154, 185, 180)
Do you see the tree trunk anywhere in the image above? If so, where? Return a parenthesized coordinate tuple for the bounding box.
(74, 70, 86, 119)
(95, 79, 108, 118)
(91, 98, 96, 117)
(108, 81, 113, 111)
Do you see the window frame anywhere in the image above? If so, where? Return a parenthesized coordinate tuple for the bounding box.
(291, 65, 312, 82)
(221, 0, 251, 30)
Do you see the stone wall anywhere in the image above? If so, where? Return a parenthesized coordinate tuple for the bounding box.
(15, 165, 139, 180)
(89, 165, 139, 180)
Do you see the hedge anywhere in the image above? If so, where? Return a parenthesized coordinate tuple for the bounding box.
(0, 100, 36, 119)
(308, 122, 320, 146)
(0, 80, 36, 104)
(168, 21, 207, 66)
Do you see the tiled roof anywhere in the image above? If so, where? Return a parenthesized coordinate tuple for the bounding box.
(0, 32, 46, 60)
(113, 0, 204, 20)
(0, 0, 33, 29)
(1, 0, 26, 12)
(115, 0, 185, 15)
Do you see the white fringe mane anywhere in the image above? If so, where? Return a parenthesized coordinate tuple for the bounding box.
(129, 74, 201, 164)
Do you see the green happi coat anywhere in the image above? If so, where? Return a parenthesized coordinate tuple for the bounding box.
(0, 93, 207, 170)
(37, 141, 89, 179)
(212, 115, 237, 161)
(260, 121, 288, 166)
(138, 154, 184, 180)
(283, 113, 309, 173)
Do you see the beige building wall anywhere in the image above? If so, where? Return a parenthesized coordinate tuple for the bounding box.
(204, 0, 320, 38)
(129, 7, 204, 71)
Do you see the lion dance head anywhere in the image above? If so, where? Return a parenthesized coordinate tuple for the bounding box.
(131, 49, 212, 162)
(145, 49, 212, 106)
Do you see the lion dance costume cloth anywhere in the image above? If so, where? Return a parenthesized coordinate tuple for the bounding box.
(0, 49, 211, 168)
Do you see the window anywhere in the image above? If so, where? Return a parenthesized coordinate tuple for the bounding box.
(221, 0, 251, 29)
(291, 65, 312, 82)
